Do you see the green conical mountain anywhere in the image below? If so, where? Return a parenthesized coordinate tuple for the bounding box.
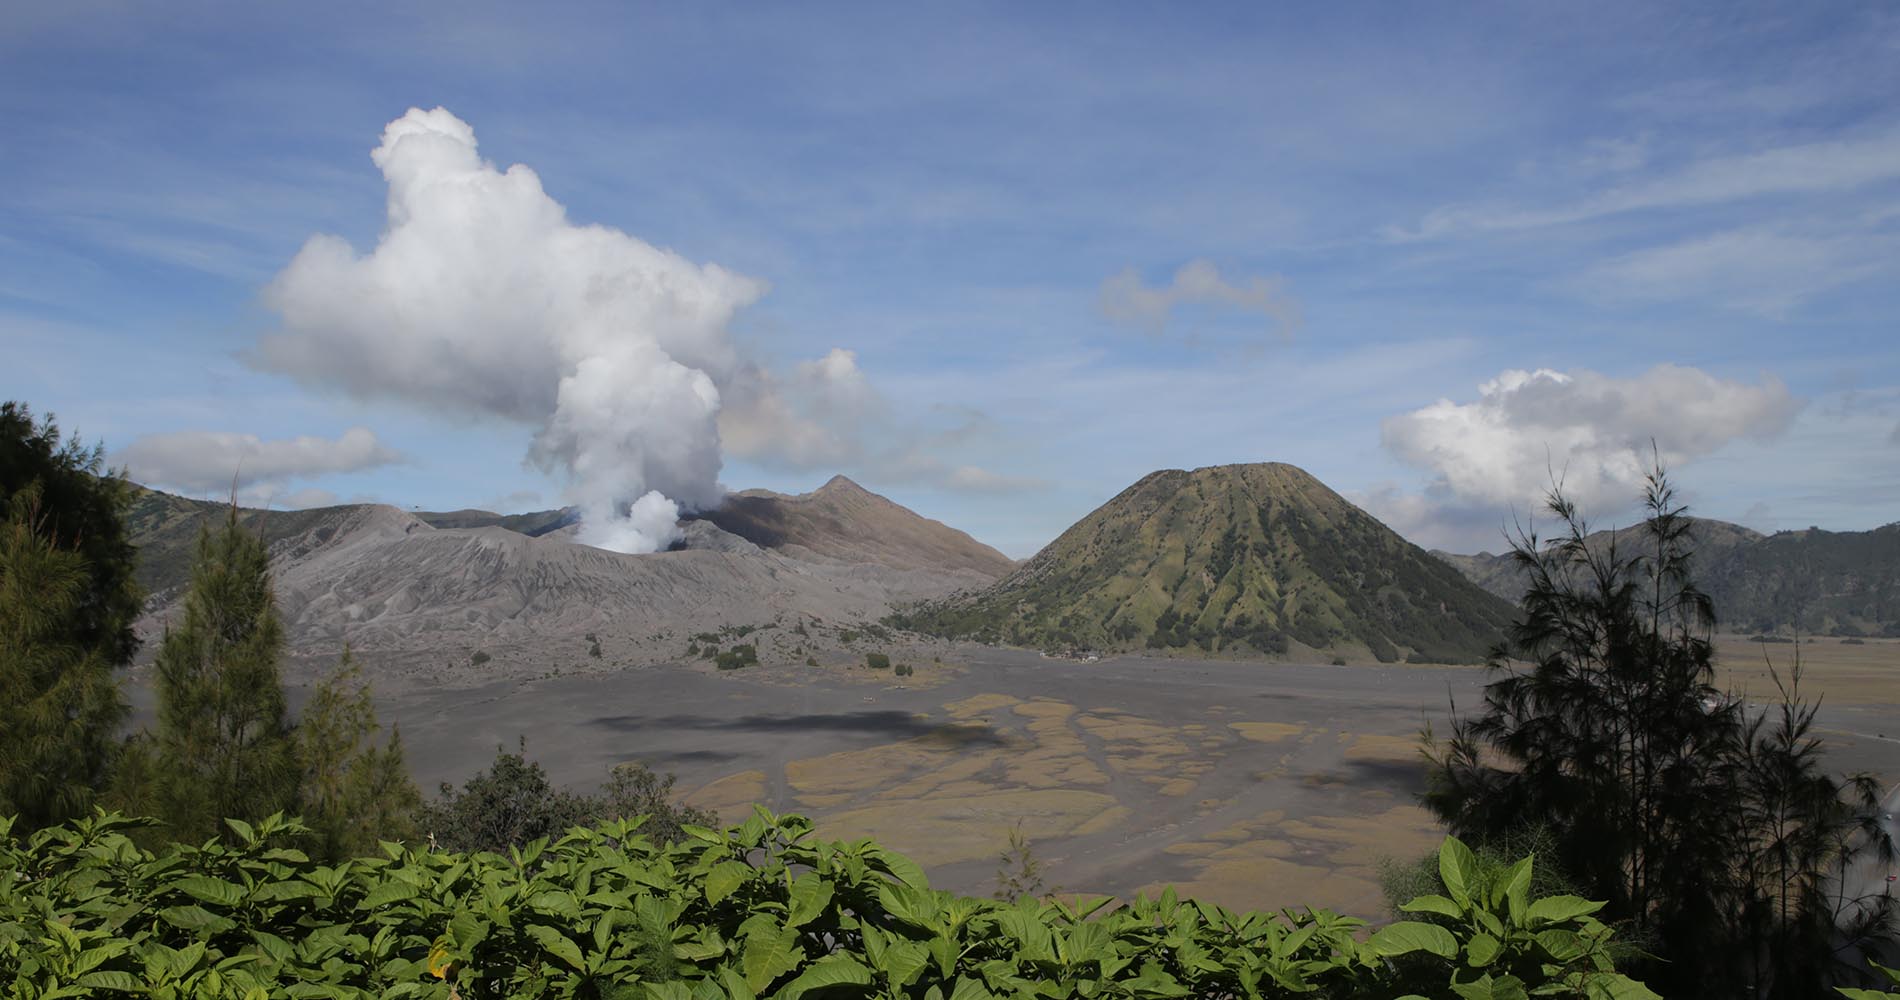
(901, 463, 1515, 663)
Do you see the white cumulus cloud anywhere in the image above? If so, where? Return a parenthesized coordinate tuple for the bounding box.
(1381, 365, 1800, 512)
(253, 107, 867, 552)
(1098, 259, 1299, 337)
(116, 427, 402, 495)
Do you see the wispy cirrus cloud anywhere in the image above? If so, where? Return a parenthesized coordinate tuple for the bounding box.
(1564, 226, 1899, 315)
(1390, 131, 1900, 241)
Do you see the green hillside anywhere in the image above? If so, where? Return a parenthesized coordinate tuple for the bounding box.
(899, 463, 1515, 663)
(1708, 522, 1900, 635)
(1436, 518, 1900, 637)
(123, 487, 420, 603)
(122, 487, 327, 600)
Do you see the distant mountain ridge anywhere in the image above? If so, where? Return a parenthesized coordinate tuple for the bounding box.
(899, 463, 1516, 663)
(1435, 518, 1900, 637)
(414, 507, 577, 537)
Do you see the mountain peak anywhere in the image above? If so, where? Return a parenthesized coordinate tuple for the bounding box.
(903, 463, 1513, 662)
(687, 475, 1014, 577)
(814, 474, 874, 499)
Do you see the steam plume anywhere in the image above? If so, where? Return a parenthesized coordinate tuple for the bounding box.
(257, 107, 799, 551)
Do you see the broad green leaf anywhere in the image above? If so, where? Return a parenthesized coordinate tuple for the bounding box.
(1523, 895, 1604, 926)
(1465, 932, 1501, 967)
(1054, 921, 1110, 967)
(1398, 894, 1464, 920)
(786, 873, 835, 929)
(706, 861, 752, 905)
(358, 880, 418, 910)
(252, 881, 319, 903)
(947, 977, 995, 1000)
(721, 963, 759, 1000)
(173, 940, 209, 977)
(76, 970, 142, 992)
(1122, 961, 1190, 998)
(251, 931, 295, 965)
(878, 884, 941, 930)
(1500, 856, 1532, 927)
(742, 926, 805, 991)
(881, 941, 932, 989)
(1530, 929, 1584, 965)
(1581, 973, 1662, 1000)
(448, 911, 490, 950)
(529, 889, 582, 920)
(171, 875, 246, 908)
(775, 954, 874, 1000)
(527, 924, 587, 972)
(1368, 921, 1457, 959)
(649, 983, 695, 1000)
(872, 847, 929, 890)
(157, 905, 236, 934)
(594, 908, 619, 954)
(1449, 972, 1528, 1000)
(1439, 837, 1478, 907)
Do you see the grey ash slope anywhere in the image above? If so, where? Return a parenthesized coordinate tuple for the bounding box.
(686, 475, 1015, 577)
(124, 478, 1010, 680)
(900, 463, 1515, 663)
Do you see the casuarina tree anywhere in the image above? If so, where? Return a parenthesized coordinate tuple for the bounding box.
(1424, 462, 1895, 997)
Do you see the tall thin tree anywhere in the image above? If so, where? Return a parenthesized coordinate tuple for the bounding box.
(296, 648, 421, 860)
(150, 504, 299, 841)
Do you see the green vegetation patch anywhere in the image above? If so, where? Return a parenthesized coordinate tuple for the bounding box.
(715, 644, 759, 670)
(0, 810, 1653, 999)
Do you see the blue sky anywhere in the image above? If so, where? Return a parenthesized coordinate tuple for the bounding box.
(5, 1, 1898, 556)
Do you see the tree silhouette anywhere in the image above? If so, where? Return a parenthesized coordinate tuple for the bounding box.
(1424, 462, 1896, 997)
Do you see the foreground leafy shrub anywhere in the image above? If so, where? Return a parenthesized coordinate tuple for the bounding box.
(0, 809, 1654, 999)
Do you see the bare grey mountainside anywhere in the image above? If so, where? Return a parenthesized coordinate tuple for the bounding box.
(125, 478, 1011, 685)
(685, 474, 1017, 577)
